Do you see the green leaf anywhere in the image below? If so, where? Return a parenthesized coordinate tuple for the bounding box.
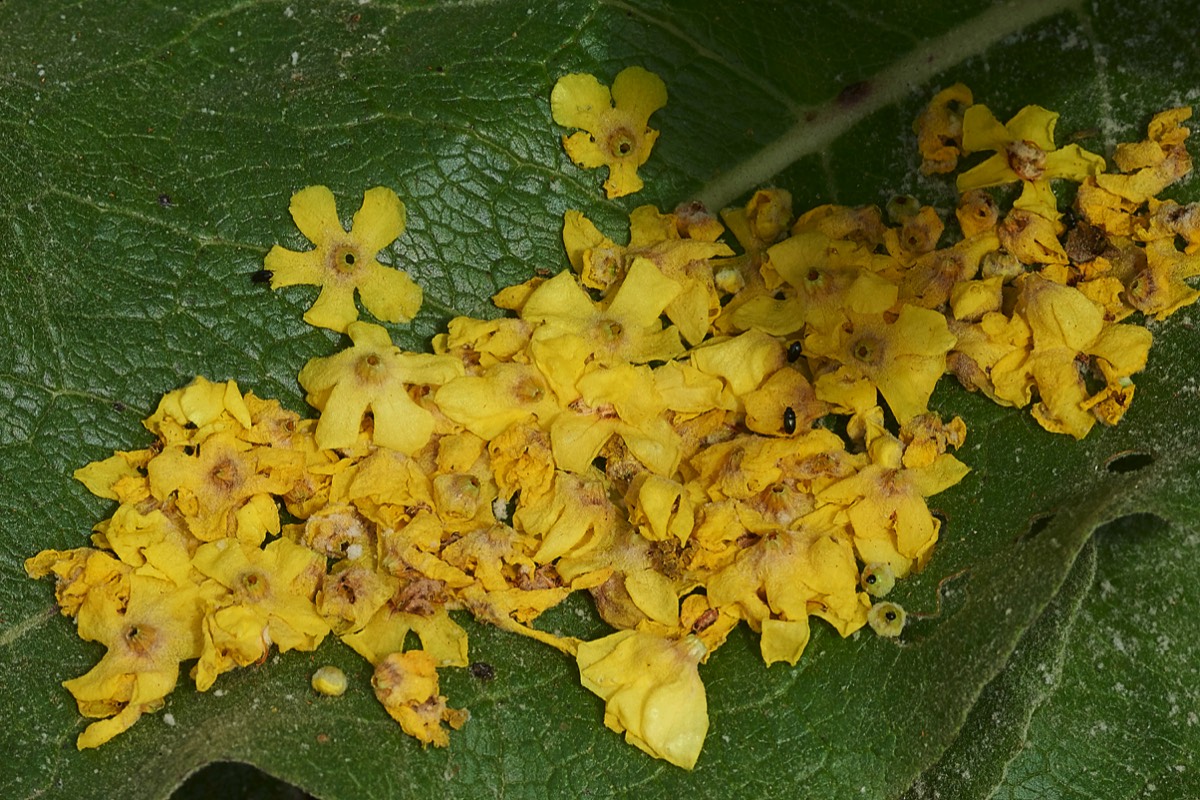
(2, 1, 1198, 799)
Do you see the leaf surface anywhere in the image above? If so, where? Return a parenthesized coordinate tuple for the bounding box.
(2, 1, 1198, 799)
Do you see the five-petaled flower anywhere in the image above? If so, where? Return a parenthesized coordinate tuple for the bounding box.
(265, 185, 423, 332)
(956, 104, 1105, 192)
(551, 66, 667, 198)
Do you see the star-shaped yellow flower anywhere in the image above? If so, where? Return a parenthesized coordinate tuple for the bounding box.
(956, 104, 1105, 191)
(265, 185, 423, 332)
(551, 66, 667, 198)
(298, 321, 463, 454)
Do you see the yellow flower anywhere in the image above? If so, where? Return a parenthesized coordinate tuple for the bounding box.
(513, 470, 618, 564)
(190, 537, 330, 691)
(817, 435, 969, 576)
(1126, 238, 1200, 320)
(956, 104, 1105, 191)
(63, 574, 203, 748)
(551, 66, 667, 198)
(342, 605, 469, 668)
(1095, 106, 1193, 204)
(806, 305, 957, 425)
(143, 376, 254, 447)
(372, 650, 468, 747)
(1016, 275, 1153, 438)
(265, 185, 423, 332)
(521, 259, 685, 386)
(146, 431, 301, 544)
(299, 321, 464, 453)
(705, 521, 868, 661)
(25, 547, 130, 619)
(576, 630, 708, 769)
(434, 363, 561, 440)
(317, 561, 399, 635)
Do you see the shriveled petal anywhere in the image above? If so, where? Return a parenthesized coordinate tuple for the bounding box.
(351, 186, 407, 255)
(551, 72, 611, 131)
(288, 184, 343, 245)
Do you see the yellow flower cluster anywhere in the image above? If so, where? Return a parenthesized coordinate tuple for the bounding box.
(917, 85, 1195, 437)
(26, 72, 1197, 772)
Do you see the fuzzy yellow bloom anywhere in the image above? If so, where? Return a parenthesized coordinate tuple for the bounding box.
(63, 574, 204, 749)
(1016, 275, 1152, 438)
(551, 67, 667, 198)
(299, 321, 463, 453)
(806, 305, 957, 425)
(818, 435, 969, 577)
(190, 537, 329, 691)
(956, 104, 1105, 191)
(265, 185, 423, 332)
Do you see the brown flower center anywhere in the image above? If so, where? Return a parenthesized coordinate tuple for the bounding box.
(240, 570, 270, 600)
(1005, 139, 1047, 181)
(607, 127, 637, 158)
(332, 244, 361, 275)
(851, 336, 883, 366)
(123, 623, 159, 657)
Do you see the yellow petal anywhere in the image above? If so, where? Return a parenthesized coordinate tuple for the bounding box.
(551, 72, 611, 131)
(288, 184, 342, 245)
(351, 186, 406, 254)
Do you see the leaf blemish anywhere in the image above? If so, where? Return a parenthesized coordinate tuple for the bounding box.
(1104, 450, 1155, 473)
(1016, 512, 1056, 543)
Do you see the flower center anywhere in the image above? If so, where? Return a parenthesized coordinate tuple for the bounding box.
(599, 320, 623, 340)
(355, 352, 386, 381)
(607, 127, 637, 159)
(124, 623, 159, 656)
(332, 244, 360, 275)
(209, 458, 240, 490)
(240, 570, 270, 600)
(1005, 139, 1047, 181)
(851, 336, 883, 366)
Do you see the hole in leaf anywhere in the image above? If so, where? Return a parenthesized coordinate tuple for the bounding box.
(1015, 511, 1055, 543)
(1105, 450, 1155, 474)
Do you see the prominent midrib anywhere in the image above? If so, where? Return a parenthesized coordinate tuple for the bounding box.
(692, 0, 1084, 211)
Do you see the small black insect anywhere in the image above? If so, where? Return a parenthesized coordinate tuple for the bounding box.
(251, 269, 273, 284)
(468, 661, 496, 681)
(787, 340, 802, 362)
(782, 406, 797, 435)
(157, 193, 174, 208)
